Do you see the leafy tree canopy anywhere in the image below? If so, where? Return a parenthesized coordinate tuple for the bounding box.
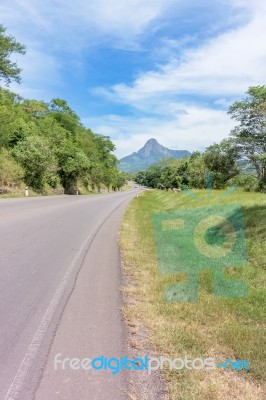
(0, 25, 26, 85)
(228, 85, 266, 183)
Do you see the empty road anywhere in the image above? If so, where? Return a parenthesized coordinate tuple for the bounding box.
(0, 190, 138, 399)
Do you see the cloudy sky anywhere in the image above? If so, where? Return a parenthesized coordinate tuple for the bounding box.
(1, 0, 266, 158)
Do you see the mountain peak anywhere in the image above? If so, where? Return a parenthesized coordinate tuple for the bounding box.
(119, 138, 191, 173)
(138, 138, 163, 157)
(145, 138, 158, 144)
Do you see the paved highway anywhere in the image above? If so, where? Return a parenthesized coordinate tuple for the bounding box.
(0, 190, 138, 399)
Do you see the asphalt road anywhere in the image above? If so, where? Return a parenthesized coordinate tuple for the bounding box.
(0, 190, 139, 399)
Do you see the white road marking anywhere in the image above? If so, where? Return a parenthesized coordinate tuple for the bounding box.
(4, 236, 90, 400)
(4, 194, 132, 400)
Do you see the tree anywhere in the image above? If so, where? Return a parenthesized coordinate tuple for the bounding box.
(13, 135, 58, 191)
(0, 25, 26, 85)
(134, 170, 147, 186)
(111, 170, 127, 191)
(0, 148, 23, 187)
(57, 143, 91, 194)
(81, 133, 118, 191)
(0, 87, 36, 147)
(49, 98, 80, 140)
(204, 139, 239, 188)
(187, 152, 206, 188)
(116, 172, 127, 190)
(143, 165, 162, 188)
(228, 86, 266, 185)
(0, 74, 122, 195)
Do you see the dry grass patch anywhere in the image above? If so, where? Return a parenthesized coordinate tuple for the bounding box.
(120, 189, 266, 399)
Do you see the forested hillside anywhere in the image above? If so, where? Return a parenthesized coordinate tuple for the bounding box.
(0, 25, 126, 195)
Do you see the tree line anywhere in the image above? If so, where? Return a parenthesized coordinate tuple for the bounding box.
(0, 24, 126, 194)
(135, 86, 266, 192)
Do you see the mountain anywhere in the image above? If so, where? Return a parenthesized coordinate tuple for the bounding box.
(119, 138, 191, 173)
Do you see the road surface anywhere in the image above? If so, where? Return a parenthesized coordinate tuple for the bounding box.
(0, 190, 138, 399)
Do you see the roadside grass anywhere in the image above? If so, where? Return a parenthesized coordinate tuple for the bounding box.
(0, 183, 130, 198)
(120, 189, 266, 400)
(0, 186, 38, 198)
(0, 186, 65, 199)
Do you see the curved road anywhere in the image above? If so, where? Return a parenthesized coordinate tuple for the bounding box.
(0, 189, 138, 399)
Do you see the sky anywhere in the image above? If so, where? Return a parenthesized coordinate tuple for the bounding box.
(1, 0, 266, 158)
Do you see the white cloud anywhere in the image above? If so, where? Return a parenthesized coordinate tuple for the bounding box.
(86, 0, 266, 159)
(97, 14, 266, 108)
(9, 48, 63, 100)
(1, 0, 265, 157)
(62, 0, 177, 40)
(96, 1, 266, 106)
(84, 104, 235, 159)
(0, 0, 181, 96)
(0, 0, 179, 49)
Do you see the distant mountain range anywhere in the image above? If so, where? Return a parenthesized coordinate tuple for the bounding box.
(119, 138, 191, 173)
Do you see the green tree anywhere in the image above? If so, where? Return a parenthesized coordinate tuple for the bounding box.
(49, 98, 80, 139)
(13, 136, 57, 191)
(0, 25, 26, 85)
(81, 133, 118, 191)
(57, 143, 91, 194)
(187, 151, 206, 188)
(111, 170, 127, 191)
(144, 165, 162, 188)
(0, 89, 46, 149)
(134, 170, 147, 186)
(116, 172, 127, 190)
(204, 139, 239, 188)
(0, 74, 122, 195)
(176, 159, 190, 187)
(0, 148, 23, 186)
(228, 86, 266, 186)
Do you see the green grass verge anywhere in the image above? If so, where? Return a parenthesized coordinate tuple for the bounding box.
(120, 189, 266, 400)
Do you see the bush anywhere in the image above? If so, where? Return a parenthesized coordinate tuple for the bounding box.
(0, 148, 24, 187)
(258, 178, 266, 193)
(12, 135, 58, 192)
(232, 174, 259, 192)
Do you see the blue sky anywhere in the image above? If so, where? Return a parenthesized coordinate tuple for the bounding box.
(1, 0, 266, 158)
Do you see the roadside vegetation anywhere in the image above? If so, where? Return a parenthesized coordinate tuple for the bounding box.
(120, 189, 266, 399)
(0, 25, 126, 196)
(134, 86, 266, 193)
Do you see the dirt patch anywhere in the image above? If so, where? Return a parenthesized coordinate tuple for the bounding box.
(121, 261, 169, 400)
